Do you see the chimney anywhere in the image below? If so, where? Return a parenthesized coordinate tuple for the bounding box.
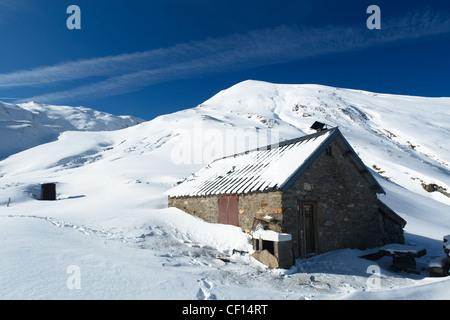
(310, 121, 327, 132)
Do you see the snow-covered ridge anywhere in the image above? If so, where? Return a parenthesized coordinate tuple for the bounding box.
(0, 100, 143, 159)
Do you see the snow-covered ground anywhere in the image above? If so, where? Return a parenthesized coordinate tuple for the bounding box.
(1, 80, 449, 300)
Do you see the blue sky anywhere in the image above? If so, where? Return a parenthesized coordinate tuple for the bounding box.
(1, 0, 450, 120)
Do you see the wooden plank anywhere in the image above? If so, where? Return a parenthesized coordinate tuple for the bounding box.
(228, 195, 239, 227)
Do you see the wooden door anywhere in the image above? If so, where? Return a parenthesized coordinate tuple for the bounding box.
(218, 195, 239, 226)
(298, 201, 317, 258)
(303, 204, 315, 255)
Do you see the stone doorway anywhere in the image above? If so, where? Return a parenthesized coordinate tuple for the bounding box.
(298, 200, 318, 258)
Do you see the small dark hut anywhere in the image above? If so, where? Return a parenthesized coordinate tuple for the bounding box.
(40, 183, 57, 201)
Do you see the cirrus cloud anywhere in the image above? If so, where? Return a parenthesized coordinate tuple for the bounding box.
(1, 9, 449, 104)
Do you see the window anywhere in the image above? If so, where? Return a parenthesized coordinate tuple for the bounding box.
(326, 146, 333, 156)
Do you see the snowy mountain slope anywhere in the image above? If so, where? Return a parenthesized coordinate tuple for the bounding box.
(0, 101, 143, 159)
(199, 80, 450, 205)
(0, 80, 449, 300)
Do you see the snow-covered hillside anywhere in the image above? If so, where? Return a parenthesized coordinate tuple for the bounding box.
(0, 80, 449, 300)
(0, 101, 143, 159)
(200, 80, 450, 206)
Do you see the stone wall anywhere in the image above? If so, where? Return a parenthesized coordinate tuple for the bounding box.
(168, 195, 220, 223)
(282, 140, 383, 258)
(237, 191, 283, 232)
(168, 190, 284, 232)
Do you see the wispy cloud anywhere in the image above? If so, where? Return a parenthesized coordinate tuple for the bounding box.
(2, 9, 450, 104)
(0, 0, 27, 11)
(0, 0, 33, 18)
(0, 97, 24, 100)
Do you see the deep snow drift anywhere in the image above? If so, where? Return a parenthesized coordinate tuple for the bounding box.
(0, 80, 449, 300)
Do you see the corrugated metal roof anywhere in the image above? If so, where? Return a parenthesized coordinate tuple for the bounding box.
(166, 128, 336, 197)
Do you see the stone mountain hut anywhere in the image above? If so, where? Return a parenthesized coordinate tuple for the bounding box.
(166, 127, 406, 268)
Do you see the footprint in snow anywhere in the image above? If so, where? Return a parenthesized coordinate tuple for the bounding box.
(196, 278, 216, 300)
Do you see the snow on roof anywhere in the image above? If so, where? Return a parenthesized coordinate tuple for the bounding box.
(428, 257, 449, 268)
(166, 128, 336, 197)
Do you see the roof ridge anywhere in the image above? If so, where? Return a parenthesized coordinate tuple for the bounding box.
(218, 126, 339, 161)
(166, 125, 385, 198)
